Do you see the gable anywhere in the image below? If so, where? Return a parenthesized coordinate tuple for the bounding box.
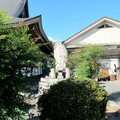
(97, 24, 113, 29)
(63, 16, 120, 48)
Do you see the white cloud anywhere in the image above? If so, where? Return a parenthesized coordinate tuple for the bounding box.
(48, 36, 58, 42)
(48, 37, 54, 42)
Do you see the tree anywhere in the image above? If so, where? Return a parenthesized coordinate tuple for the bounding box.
(66, 44, 106, 78)
(0, 9, 46, 119)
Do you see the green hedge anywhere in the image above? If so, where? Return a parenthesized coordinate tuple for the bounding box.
(37, 77, 108, 120)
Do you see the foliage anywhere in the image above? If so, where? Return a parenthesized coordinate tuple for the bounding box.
(47, 54, 56, 69)
(65, 62, 71, 68)
(50, 40, 55, 47)
(37, 77, 108, 120)
(98, 72, 109, 79)
(67, 44, 106, 78)
(0, 9, 46, 119)
(47, 41, 56, 69)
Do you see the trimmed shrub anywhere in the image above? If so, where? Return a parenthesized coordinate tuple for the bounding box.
(37, 77, 108, 120)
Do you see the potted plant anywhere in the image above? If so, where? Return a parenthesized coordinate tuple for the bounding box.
(108, 69, 116, 81)
(98, 71, 109, 81)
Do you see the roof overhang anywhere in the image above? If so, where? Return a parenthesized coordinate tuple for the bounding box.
(10, 15, 53, 54)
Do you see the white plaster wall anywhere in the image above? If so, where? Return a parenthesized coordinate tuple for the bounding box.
(101, 58, 119, 75)
(66, 24, 120, 48)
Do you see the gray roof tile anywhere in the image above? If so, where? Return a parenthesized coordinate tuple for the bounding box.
(0, 0, 27, 17)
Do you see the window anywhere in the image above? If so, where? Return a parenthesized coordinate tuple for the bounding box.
(100, 60, 110, 69)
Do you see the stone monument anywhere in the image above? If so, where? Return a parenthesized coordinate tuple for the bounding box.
(38, 40, 70, 97)
(54, 40, 69, 79)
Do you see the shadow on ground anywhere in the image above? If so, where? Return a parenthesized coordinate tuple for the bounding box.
(27, 116, 40, 120)
(98, 82, 106, 84)
(105, 91, 120, 120)
(108, 91, 120, 103)
(105, 112, 120, 120)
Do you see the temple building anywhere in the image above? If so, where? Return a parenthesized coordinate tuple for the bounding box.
(63, 16, 120, 76)
(0, 0, 53, 76)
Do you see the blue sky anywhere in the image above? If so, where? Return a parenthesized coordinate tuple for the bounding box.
(28, 0, 120, 42)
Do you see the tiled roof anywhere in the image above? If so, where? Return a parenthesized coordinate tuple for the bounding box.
(0, 0, 53, 53)
(63, 16, 120, 43)
(0, 0, 27, 17)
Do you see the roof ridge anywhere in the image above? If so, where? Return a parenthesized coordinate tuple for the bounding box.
(103, 16, 120, 22)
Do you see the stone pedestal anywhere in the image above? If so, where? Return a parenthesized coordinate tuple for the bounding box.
(66, 68, 70, 78)
(50, 68, 56, 79)
(57, 71, 63, 79)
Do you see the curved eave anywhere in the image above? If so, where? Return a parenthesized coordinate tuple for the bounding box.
(37, 16, 53, 53)
(24, 0, 29, 17)
(15, 0, 28, 17)
(11, 15, 53, 54)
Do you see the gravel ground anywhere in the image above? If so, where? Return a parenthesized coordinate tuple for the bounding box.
(27, 117, 40, 120)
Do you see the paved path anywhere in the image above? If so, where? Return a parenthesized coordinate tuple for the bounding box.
(98, 81, 120, 120)
(98, 81, 120, 95)
(98, 81, 120, 104)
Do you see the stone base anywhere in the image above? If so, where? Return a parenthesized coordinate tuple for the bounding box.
(57, 71, 63, 79)
(38, 77, 65, 96)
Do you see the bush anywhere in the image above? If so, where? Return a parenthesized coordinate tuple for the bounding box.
(37, 78, 108, 120)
